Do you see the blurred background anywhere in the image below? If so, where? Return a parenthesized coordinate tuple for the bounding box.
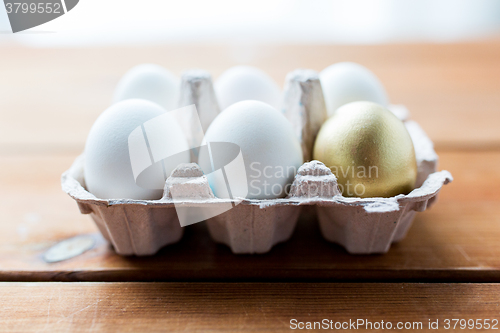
(1, 0, 500, 46)
(0, 0, 499, 155)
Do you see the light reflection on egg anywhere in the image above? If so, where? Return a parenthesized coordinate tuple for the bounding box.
(199, 100, 303, 199)
(313, 101, 417, 198)
(84, 99, 190, 200)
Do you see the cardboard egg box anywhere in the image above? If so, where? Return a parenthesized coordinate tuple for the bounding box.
(62, 69, 452, 255)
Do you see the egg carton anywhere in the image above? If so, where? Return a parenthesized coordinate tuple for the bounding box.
(62, 69, 452, 255)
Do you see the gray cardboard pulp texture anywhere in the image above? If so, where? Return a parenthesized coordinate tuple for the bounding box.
(61, 69, 452, 255)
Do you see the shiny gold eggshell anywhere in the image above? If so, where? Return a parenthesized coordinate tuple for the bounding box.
(313, 101, 417, 198)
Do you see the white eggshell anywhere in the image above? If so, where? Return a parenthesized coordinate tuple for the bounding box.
(113, 64, 179, 111)
(215, 66, 281, 110)
(320, 62, 389, 117)
(199, 100, 303, 200)
(84, 99, 190, 200)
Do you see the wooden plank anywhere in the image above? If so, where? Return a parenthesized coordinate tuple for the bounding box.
(1, 282, 500, 332)
(0, 43, 500, 153)
(0, 151, 498, 282)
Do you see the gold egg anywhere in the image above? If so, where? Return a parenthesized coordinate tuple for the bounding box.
(313, 101, 417, 198)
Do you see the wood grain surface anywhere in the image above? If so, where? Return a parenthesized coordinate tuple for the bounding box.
(0, 127, 498, 282)
(0, 43, 499, 331)
(0, 43, 499, 283)
(1, 282, 500, 332)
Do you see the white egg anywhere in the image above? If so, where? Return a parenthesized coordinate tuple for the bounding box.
(320, 62, 389, 117)
(84, 99, 190, 200)
(215, 66, 281, 110)
(113, 64, 179, 111)
(198, 100, 303, 200)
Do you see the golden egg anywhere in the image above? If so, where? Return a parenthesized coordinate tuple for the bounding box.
(313, 101, 417, 198)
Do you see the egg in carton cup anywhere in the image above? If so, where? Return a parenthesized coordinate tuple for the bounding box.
(62, 68, 452, 255)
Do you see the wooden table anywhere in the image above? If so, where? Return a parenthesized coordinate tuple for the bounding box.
(0, 43, 499, 331)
